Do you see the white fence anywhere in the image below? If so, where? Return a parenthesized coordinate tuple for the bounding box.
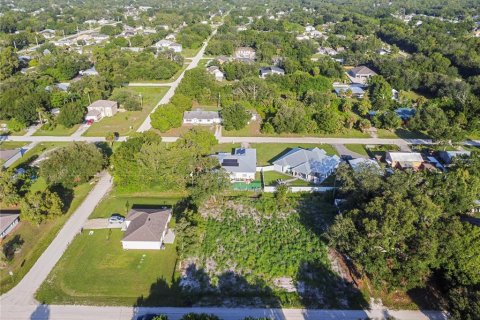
(263, 186, 335, 193)
(256, 165, 274, 172)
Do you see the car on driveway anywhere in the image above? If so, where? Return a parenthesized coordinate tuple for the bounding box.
(108, 214, 125, 224)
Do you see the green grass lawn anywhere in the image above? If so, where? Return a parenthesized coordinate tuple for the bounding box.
(262, 171, 292, 186)
(223, 127, 369, 138)
(0, 182, 94, 294)
(84, 87, 168, 137)
(0, 141, 28, 150)
(251, 143, 338, 166)
(8, 142, 70, 169)
(36, 229, 179, 305)
(33, 124, 80, 136)
(345, 144, 369, 156)
(181, 47, 201, 58)
(89, 190, 184, 219)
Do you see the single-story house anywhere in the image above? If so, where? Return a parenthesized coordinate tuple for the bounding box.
(438, 150, 471, 165)
(183, 110, 221, 125)
(385, 152, 424, 170)
(259, 66, 285, 79)
(206, 66, 224, 81)
(0, 211, 20, 239)
(273, 147, 341, 184)
(317, 47, 338, 56)
(39, 29, 56, 39)
(45, 83, 70, 92)
(333, 84, 365, 98)
(234, 47, 256, 60)
(153, 39, 182, 52)
(85, 100, 118, 122)
(213, 148, 257, 182)
(347, 66, 377, 85)
(121, 208, 172, 250)
(348, 158, 382, 173)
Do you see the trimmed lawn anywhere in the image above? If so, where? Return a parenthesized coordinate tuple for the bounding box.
(84, 87, 169, 137)
(33, 124, 80, 136)
(0, 182, 94, 294)
(345, 144, 369, 157)
(0, 141, 28, 150)
(377, 128, 430, 139)
(181, 47, 201, 58)
(211, 143, 241, 154)
(251, 143, 338, 166)
(160, 124, 216, 137)
(262, 171, 292, 186)
(8, 142, 70, 169)
(223, 127, 369, 138)
(89, 191, 184, 219)
(36, 229, 179, 306)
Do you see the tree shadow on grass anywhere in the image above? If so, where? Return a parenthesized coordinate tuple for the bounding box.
(266, 148, 294, 165)
(49, 184, 74, 213)
(3, 234, 24, 260)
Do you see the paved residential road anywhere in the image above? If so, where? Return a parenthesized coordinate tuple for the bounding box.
(0, 172, 112, 307)
(3, 304, 449, 320)
(136, 28, 219, 132)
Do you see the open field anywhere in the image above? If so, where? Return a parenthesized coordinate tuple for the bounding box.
(33, 124, 80, 136)
(84, 87, 168, 136)
(0, 181, 94, 294)
(36, 229, 178, 306)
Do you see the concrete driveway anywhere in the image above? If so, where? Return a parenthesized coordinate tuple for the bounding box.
(83, 218, 124, 230)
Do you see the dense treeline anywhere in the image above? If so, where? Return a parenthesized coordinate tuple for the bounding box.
(328, 153, 480, 318)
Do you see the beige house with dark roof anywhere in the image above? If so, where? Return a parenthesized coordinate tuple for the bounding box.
(121, 208, 172, 250)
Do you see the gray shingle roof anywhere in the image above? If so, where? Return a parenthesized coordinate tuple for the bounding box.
(122, 208, 171, 242)
(0, 212, 19, 234)
(88, 100, 117, 109)
(349, 66, 377, 77)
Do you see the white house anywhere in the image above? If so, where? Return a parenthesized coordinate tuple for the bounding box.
(347, 66, 377, 85)
(121, 208, 172, 250)
(183, 110, 221, 125)
(273, 148, 341, 184)
(0, 212, 20, 239)
(214, 148, 257, 182)
(386, 152, 424, 170)
(85, 100, 118, 122)
(206, 66, 224, 81)
(234, 47, 256, 60)
(259, 66, 285, 79)
(153, 39, 182, 52)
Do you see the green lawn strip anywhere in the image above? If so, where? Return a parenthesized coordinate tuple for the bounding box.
(83, 87, 169, 137)
(251, 143, 338, 166)
(0, 141, 28, 150)
(33, 124, 80, 136)
(89, 192, 184, 219)
(222, 128, 369, 138)
(181, 47, 201, 58)
(36, 229, 179, 306)
(8, 142, 71, 169)
(0, 182, 94, 294)
(345, 144, 369, 156)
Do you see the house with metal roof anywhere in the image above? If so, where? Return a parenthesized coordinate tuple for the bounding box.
(0, 211, 20, 239)
(272, 148, 341, 184)
(385, 152, 424, 170)
(333, 84, 365, 98)
(259, 66, 285, 79)
(183, 110, 221, 125)
(213, 148, 257, 182)
(438, 150, 471, 165)
(121, 208, 172, 250)
(348, 158, 382, 173)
